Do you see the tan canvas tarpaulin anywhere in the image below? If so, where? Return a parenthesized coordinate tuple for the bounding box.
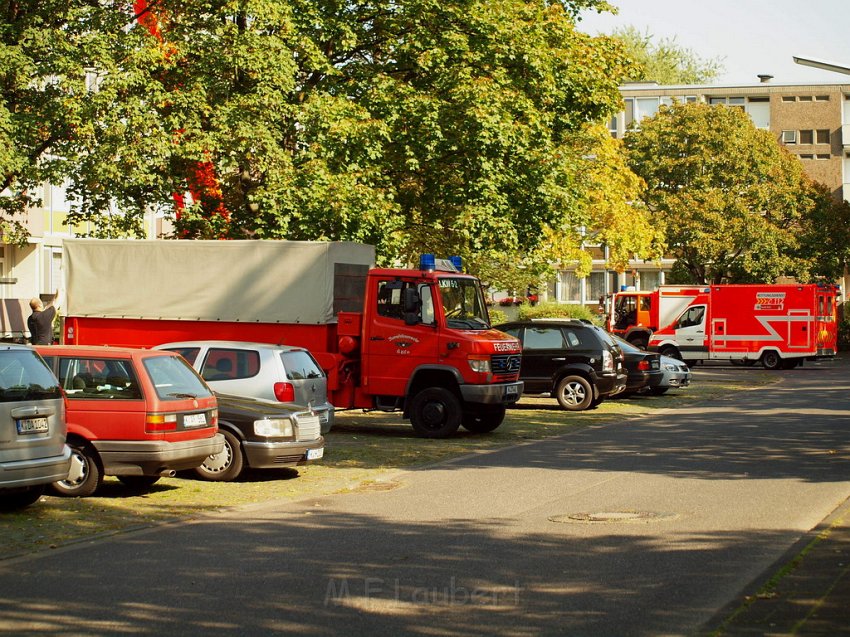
(64, 239, 375, 324)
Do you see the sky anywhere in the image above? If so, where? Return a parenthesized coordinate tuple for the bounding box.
(576, 0, 850, 85)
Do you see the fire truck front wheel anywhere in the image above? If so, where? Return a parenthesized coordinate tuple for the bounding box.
(659, 345, 682, 362)
(409, 388, 462, 438)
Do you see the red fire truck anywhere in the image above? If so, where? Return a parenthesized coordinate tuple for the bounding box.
(61, 239, 523, 438)
(643, 284, 838, 369)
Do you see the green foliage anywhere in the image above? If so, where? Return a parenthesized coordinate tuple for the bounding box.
(624, 102, 818, 284)
(2, 0, 656, 288)
(518, 301, 596, 322)
(838, 317, 850, 350)
(611, 26, 724, 84)
(487, 308, 508, 326)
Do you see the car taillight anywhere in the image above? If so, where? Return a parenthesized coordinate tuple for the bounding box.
(602, 350, 614, 372)
(146, 413, 178, 432)
(638, 360, 650, 371)
(274, 382, 295, 402)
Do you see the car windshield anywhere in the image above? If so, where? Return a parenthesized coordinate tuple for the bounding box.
(143, 355, 213, 400)
(0, 350, 62, 402)
(438, 277, 490, 330)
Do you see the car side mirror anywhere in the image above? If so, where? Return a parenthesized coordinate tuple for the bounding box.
(403, 288, 421, 325)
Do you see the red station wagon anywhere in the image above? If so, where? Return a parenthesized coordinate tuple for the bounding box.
(38, 345, 224, 497)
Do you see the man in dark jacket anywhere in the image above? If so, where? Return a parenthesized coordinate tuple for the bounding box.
(28, 291, 59, 345)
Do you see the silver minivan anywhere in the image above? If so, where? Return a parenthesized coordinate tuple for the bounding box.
(0, 345, 71, 510)
(155, 341, 335, 433)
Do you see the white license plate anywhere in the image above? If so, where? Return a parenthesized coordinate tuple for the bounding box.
(183, 413, 207, 427)
(307, 448, 324, 460)
(17, 417, 49, 434)
(505, 384, 518, 396)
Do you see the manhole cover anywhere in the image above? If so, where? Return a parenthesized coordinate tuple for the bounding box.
(549, 511, 675, 524)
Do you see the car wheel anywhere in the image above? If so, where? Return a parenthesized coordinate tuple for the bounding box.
(761, 350, 783, 370)
(555, 375, 593, 411)
(409, 387, 462, 438)
(51, 442, 102, 497)
(195, 429, 244, 482)
(117, 476, 161, 491)
(0, 485, 45, 510)
(649, 387, 669, 396)
(461, 405, 506, 433)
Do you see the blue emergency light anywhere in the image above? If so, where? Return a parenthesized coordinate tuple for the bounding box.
(419, 253, 437, 271)
(419, 254, 463, 273)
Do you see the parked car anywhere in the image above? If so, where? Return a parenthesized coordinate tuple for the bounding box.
(155, 341, 335, 434)
(202, 393, 325, 481)
(609, 335, 664, 396)
(0, 345, 71, 510)
(37, 345, 224, 497)
(494, 319, 627, 411)
(654, 355, 692, 395)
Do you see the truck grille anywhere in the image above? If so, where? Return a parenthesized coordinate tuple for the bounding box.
(492, 354, 521, 375)
(293, 413, 321, 442)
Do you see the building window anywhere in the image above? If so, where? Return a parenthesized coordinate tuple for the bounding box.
(782, 96, 796, 102)
(608, 116, 617, 137)
(588, 272, 606, 303)
(781, 130, 797, 144)
(799, 95, 813, 102)
(799, 154, 814, 160)
(559, 271, 581, 303)
(800, 130, 814, 145)
(817, 154, 831, 160)
(640, 271, 662, 291)
(815, 95, 830, 102)
(817, 129, 830, 144)
(709, 96, 745, 109)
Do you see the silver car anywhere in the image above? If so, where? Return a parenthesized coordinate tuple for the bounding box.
(651, 355, 692, 395)
(155, 341, 335, 434)
(0, 345, 71, 510)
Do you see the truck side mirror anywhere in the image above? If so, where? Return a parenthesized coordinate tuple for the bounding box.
(403, 288, 421, 325)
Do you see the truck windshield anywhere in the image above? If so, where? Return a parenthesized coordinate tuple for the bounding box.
(438, 277, 490, 330)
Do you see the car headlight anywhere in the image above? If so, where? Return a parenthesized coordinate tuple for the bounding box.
(664, 363, 678, 371)
(254, 418, 293, 437)
(468, 356, 491, 373)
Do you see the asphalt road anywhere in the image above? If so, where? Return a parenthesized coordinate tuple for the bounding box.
(1, 360, 849, 636)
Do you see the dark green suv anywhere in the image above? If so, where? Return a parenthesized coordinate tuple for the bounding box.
(495, 320, 627, 411)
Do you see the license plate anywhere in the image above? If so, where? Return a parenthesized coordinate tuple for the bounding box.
(307, 448, 324, 460)
(17, 417, 49, 434)
(183, 413, 207, 428)
(505, 384, 518, 396)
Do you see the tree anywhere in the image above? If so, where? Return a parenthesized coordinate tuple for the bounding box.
(610, 26, 723, 85)
(0, 1, 149, 243)
(56, 0, 657, 280)
(624, 101, 815, 284)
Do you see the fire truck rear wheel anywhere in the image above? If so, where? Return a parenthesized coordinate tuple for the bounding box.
(761, 350, 783, 370)
(629, 337, 648, 350)
(556, 376, 593, 411)
(461, 405, 506, 433)
(409, 388, 462, 438)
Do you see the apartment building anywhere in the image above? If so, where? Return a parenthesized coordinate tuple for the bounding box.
(548, 78, 850, 307)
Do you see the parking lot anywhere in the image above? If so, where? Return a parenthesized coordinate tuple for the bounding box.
(0, 362, 776, 560)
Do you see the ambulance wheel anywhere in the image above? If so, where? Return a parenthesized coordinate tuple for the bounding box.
(761, 350, 783, 370)
(659, 346, 682, 362)
(409, 388, 462, 438)
(461, 405, 506, 433)
(629, 336, 648, 350)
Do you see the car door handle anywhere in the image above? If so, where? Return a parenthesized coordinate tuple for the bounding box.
(552, 357, 566, 361)
(370, 336, 385, 341)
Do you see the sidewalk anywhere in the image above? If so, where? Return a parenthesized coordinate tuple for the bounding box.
(705, 496, 850, 636)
